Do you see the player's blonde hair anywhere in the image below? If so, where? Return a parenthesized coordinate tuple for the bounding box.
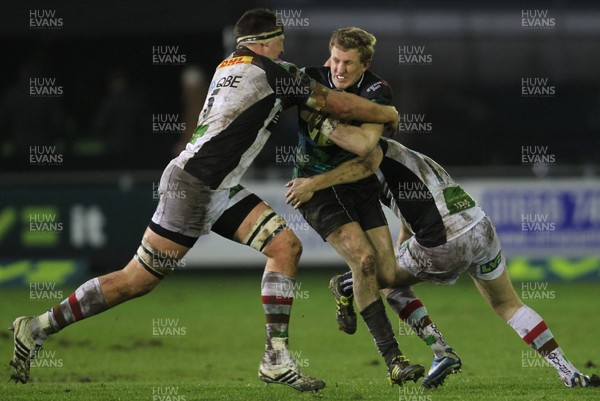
(329, 27, 376, 64)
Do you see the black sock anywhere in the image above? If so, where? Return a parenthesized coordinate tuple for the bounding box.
(360, 298, 401, 367)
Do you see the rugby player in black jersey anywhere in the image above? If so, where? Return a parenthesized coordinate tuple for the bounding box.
(9, 9, 400, 392)
(289, 27, 424, 386)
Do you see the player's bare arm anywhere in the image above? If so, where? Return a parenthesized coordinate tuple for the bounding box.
(285, 146, 383, 208)
(309, 82, 399, 126)
(326, 122, 384, 156)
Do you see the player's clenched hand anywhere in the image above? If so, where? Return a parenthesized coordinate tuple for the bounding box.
(285, 178, 315, 209)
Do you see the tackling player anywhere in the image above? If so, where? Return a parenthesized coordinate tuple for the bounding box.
(290, 27, 424, 386)
(285, 137, 600, 389)
(8, 9, 400, 392)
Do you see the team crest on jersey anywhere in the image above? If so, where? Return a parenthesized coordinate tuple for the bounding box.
(217, 56, 253, 69)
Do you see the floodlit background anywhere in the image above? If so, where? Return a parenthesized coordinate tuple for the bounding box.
(1, 1, 599, 284)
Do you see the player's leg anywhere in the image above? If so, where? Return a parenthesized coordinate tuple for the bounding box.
(383, 285, 461, 389)
(9, 227, 190, 384)
(326, 223, 423, 385)
(332, 250, 459, 389)
(469, 216, 597, 388)
(378, 237, 449, 356)
(210, 187, 324, 392)
(388, 234, 471, 388)
(364, 225, 399, 289)
(331, 222, 418, 334)
(472, 268, 596, 387)
(383, 286, 450, 357)
(366, 226, 454, 360)
(9, 161, 209, 384)
(298, 178, 423, 385)
(340, 230, 460, 388)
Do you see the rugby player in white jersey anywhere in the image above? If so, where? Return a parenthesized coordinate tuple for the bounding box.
(9, 9, 400, 392)
(285, 137, 599, 389)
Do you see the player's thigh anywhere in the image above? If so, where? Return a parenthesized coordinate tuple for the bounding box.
(132, 227, 191, 278)
(326, 222, 375, 266)
(211, 188, 295, 257)
(297, 186, 355, 241)
(142, 226, 191, 258)
(100, 227, 191, 304)
(151, 160, 229, 241)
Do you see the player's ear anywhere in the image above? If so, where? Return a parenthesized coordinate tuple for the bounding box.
(363, 59, 371, 71)
(324, 57, 331, 67)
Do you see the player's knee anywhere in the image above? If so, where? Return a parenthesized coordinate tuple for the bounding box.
(265, 229, 302, 263)
(354, 253, 376, 279)
(123, 258, 162, 298)
(288, 232, 303, 261)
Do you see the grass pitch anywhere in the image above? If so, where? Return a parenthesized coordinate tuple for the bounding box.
(1, 269, 599, 401)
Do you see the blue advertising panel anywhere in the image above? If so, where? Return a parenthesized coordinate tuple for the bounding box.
(479, 183, 600, 257)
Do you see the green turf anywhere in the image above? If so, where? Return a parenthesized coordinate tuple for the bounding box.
(1, 269, 599, 400)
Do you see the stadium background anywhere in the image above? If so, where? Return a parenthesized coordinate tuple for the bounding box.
(0, 1, 599, 400)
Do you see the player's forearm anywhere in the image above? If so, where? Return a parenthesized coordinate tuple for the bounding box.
(327, 122, 383, 157)
(344, 97, 397, 125)
(315, 85, 397, 124)
(305, 158, 374, 192)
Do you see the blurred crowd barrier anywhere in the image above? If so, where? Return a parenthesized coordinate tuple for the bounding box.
(1, 174, 599, 286)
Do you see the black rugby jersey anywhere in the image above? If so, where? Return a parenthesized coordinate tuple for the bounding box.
(293, 66, 392, 177)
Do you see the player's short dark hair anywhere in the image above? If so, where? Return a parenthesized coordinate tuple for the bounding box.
(233, 8, 282, 43)
(329, 27, 376, 64)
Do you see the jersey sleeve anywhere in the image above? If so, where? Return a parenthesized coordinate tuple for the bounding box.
(360, 79, 394, 136)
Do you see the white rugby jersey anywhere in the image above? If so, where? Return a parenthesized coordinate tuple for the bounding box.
(378, 138, 485, 247)
(173, 47, 315, 189)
